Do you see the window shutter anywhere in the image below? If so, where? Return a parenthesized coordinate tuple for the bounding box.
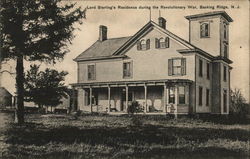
(181, 58, 186, 75)
(155, 38, 159, 48)
(137, 41, 141, 50)
(165, 37, 169, 48)
(168, 59, 173, 76)
(146, 39, 150, 50)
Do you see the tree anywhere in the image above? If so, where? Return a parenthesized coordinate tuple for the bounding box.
(230, 88, 250, 118)
(24, 64, 68, 111)
(0, 0, 85, 124)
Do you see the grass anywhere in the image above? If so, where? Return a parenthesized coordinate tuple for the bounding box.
(2, 113, 250, 159)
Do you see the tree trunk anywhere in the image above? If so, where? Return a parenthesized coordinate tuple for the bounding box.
(14, 55, 25, 124)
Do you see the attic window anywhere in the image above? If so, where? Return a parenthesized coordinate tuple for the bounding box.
(137, 39, 150, 51)
(155, 37, 170, 49)
(200, 22, 210, 38)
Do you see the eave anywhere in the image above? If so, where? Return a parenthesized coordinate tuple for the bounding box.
(73, 55, 127, 62)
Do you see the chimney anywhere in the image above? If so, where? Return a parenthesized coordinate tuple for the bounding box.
(99, 25, 107, 41)
(158, 17, 166, 29)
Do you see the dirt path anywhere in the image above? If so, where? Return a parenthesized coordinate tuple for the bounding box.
(0, 111, 12, 157)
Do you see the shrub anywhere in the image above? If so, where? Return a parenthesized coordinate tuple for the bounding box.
(127, 101, 144, 114)
(230, 88, 250, 119)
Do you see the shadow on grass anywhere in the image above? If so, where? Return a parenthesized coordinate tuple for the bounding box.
(6, 122, 250, 146)
(3, 118, 250, 159)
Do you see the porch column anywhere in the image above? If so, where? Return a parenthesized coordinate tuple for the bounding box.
(125, 85, 128, 113)
(89, 87, 93, 113)
(108, 85, 111, 113)
(163, 84, 166, 113)
(174, 86, 178, 119)
(144, 84, 147, 113)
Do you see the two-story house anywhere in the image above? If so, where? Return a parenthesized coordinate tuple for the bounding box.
(71, 11, 233, 115)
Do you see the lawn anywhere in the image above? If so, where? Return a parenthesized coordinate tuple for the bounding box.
(2, 113, 250, 159)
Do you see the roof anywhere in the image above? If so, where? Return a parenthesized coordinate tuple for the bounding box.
(74, 12, 233, 64)
(74, 36, 131, 61)
(185, 11, 233, 22)
(0, 87, 12, 97)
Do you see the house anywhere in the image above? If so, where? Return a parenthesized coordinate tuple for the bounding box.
(71, 11, 233, 115)
(0, 87, 13, 108)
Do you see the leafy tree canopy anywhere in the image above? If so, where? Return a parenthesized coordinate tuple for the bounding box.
(0, 0, 85, 63)
(24, 64, 69, 107)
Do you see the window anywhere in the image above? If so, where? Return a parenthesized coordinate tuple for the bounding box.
(223, 66, 227, 81)
(137, 39, 150, 51)
(169, 87, 175, 104)
(223, 90, 227, 113)
(224, 24, 227, 39)
(87, 64, 96, 80)
(207, 63, 210, 79)
(206, 89, 210, 106)
(200, 23, 209, 38)
(224, 43, 228, 58)
(123, 62, 132, 78)
(155, 37, 170, 49)
(168, 58, 186, 76)
(199, 87, 203, 106)
(178, 86, 185, 104)
(199, 59, 203, 77)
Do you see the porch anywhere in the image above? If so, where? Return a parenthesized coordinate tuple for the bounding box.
(71, 79, 193, 114)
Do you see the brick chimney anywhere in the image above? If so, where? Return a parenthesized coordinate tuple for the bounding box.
(158, 17, 166, 29)
(99, 25, 107, 41)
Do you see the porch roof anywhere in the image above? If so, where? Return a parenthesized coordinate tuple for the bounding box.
(71, 79, 193, 88)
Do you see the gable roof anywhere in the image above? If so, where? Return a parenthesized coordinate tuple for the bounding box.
(185, 11, 233, 22)
(74, 36, 131, 61)
(74, 16, 232, 64)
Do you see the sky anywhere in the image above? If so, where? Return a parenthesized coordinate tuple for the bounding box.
(1, 0, 249, 101)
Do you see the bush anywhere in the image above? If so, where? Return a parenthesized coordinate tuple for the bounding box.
(127, 101, 144, 114)
(230, 88, 250, 119)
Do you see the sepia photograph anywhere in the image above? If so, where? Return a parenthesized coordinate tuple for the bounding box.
(0, 0, 249, 158)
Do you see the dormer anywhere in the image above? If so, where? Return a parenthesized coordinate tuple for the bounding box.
(185, 11, 233, 58)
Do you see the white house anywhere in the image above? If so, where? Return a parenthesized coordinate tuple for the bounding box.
(71, 11, 233, 115)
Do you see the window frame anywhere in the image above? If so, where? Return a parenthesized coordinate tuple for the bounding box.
(137, 39, 150, 51)
(206, 89, 210, 106)
(169, 58, 186, 76)
(223, 65, 227, 82)
(156, 37, 170, 49)
(178, 86, 186, 105)
(199, 86, 203, 106)
(87, 64, 96, 80)
(123, 61, 133, 78)
(224, 24, 227, 39)
(207, 62, 210, 80)
(200, 22, 210, 38)
(168, 87, 175, 104)
(199, 59, 203, 77)
(223, 89, 227, 113)
(224, 43, 228, 58)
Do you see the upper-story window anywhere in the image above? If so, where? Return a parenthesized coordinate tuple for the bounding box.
(224, 24, 227, 39)
(224, 43, 228, 58)
(87, 64, 96, 80)
(168, 58, 186, 76)
(137, 39, 150, 51)
(155, 37, 170, 49)
(199, 59, 203, 77)
(223, 65, 227, 82)
(200, 22, 210, 38)
(207, 62, 210, 80)
(123, 61, 132, 78)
